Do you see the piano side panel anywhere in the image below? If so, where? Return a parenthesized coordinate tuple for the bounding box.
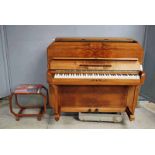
(58, 86, 128, 111)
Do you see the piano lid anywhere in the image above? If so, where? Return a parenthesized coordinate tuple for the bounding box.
(47, 37, 144, 64)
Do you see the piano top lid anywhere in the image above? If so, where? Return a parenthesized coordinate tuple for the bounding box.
(48, 37, 143, 64)
(54, 37, 137, 43)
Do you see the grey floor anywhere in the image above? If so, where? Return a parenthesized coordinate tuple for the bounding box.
(1, 99, 155, 129)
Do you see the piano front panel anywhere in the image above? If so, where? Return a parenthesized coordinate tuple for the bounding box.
(58, 86, 128, 112)
(48, 41, 143, 63)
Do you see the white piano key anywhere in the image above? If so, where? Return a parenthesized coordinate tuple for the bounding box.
(54, 73, 140, 80)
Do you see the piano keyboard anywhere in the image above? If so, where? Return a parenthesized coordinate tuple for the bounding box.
(54, 73, 140, 79)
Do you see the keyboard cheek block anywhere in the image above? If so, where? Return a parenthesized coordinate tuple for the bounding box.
(47, 37, 145, 121)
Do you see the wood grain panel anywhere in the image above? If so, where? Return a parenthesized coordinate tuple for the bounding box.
(59, 86, 128, 108)
(48, 78, 140, 85)
(48, 41, 143, 63)
(49, 59, 140, 70)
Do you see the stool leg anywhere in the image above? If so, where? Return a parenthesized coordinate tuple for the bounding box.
(16, 116, 20, 121)
(9, 93, 21, 121)
(54, 113, 60, 121)
(42, 86, 49, 106)
(43, 95, 47, 113)
(37, 95, 47, 121)
(37, 108, 44, 121)
(9, 94, 14, 115)
(16, 108, 26, 121)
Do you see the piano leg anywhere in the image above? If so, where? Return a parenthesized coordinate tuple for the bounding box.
(51, 85, 60, 121)
(126, 107, 135, 121)
(126, 86, 140, 121)
(54, 113, 60, 121)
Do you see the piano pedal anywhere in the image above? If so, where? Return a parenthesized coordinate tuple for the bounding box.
(78, 112, 123, 123)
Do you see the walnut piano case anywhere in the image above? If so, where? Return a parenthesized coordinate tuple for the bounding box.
(47, 37, 145, 121)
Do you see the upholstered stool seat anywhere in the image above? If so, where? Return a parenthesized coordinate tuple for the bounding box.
(9, 84, 48, 121)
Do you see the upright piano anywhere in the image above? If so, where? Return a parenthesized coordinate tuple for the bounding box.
(47, 38, 145, 121)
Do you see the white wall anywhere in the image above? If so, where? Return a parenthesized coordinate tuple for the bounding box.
(0, 26, 10, 97)
(5, 25, 146, 90)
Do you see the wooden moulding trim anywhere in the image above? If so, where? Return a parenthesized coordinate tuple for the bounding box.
(48, 79, 140, 85)
(61, 107, 126, 112)
(48, 70, 139, 75)
(54, 37, 137, 43)
(51, 57, 139, 61)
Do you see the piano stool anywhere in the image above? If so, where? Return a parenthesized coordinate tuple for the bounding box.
(9, 84, 48, 121)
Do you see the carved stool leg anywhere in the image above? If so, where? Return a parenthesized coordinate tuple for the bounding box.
(16, 116, 20, 121)
(9, 94, 14, 115)
(9, 93, 20, 121)
(37, 107, 44, 121)
(37, 94, 47, 121)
